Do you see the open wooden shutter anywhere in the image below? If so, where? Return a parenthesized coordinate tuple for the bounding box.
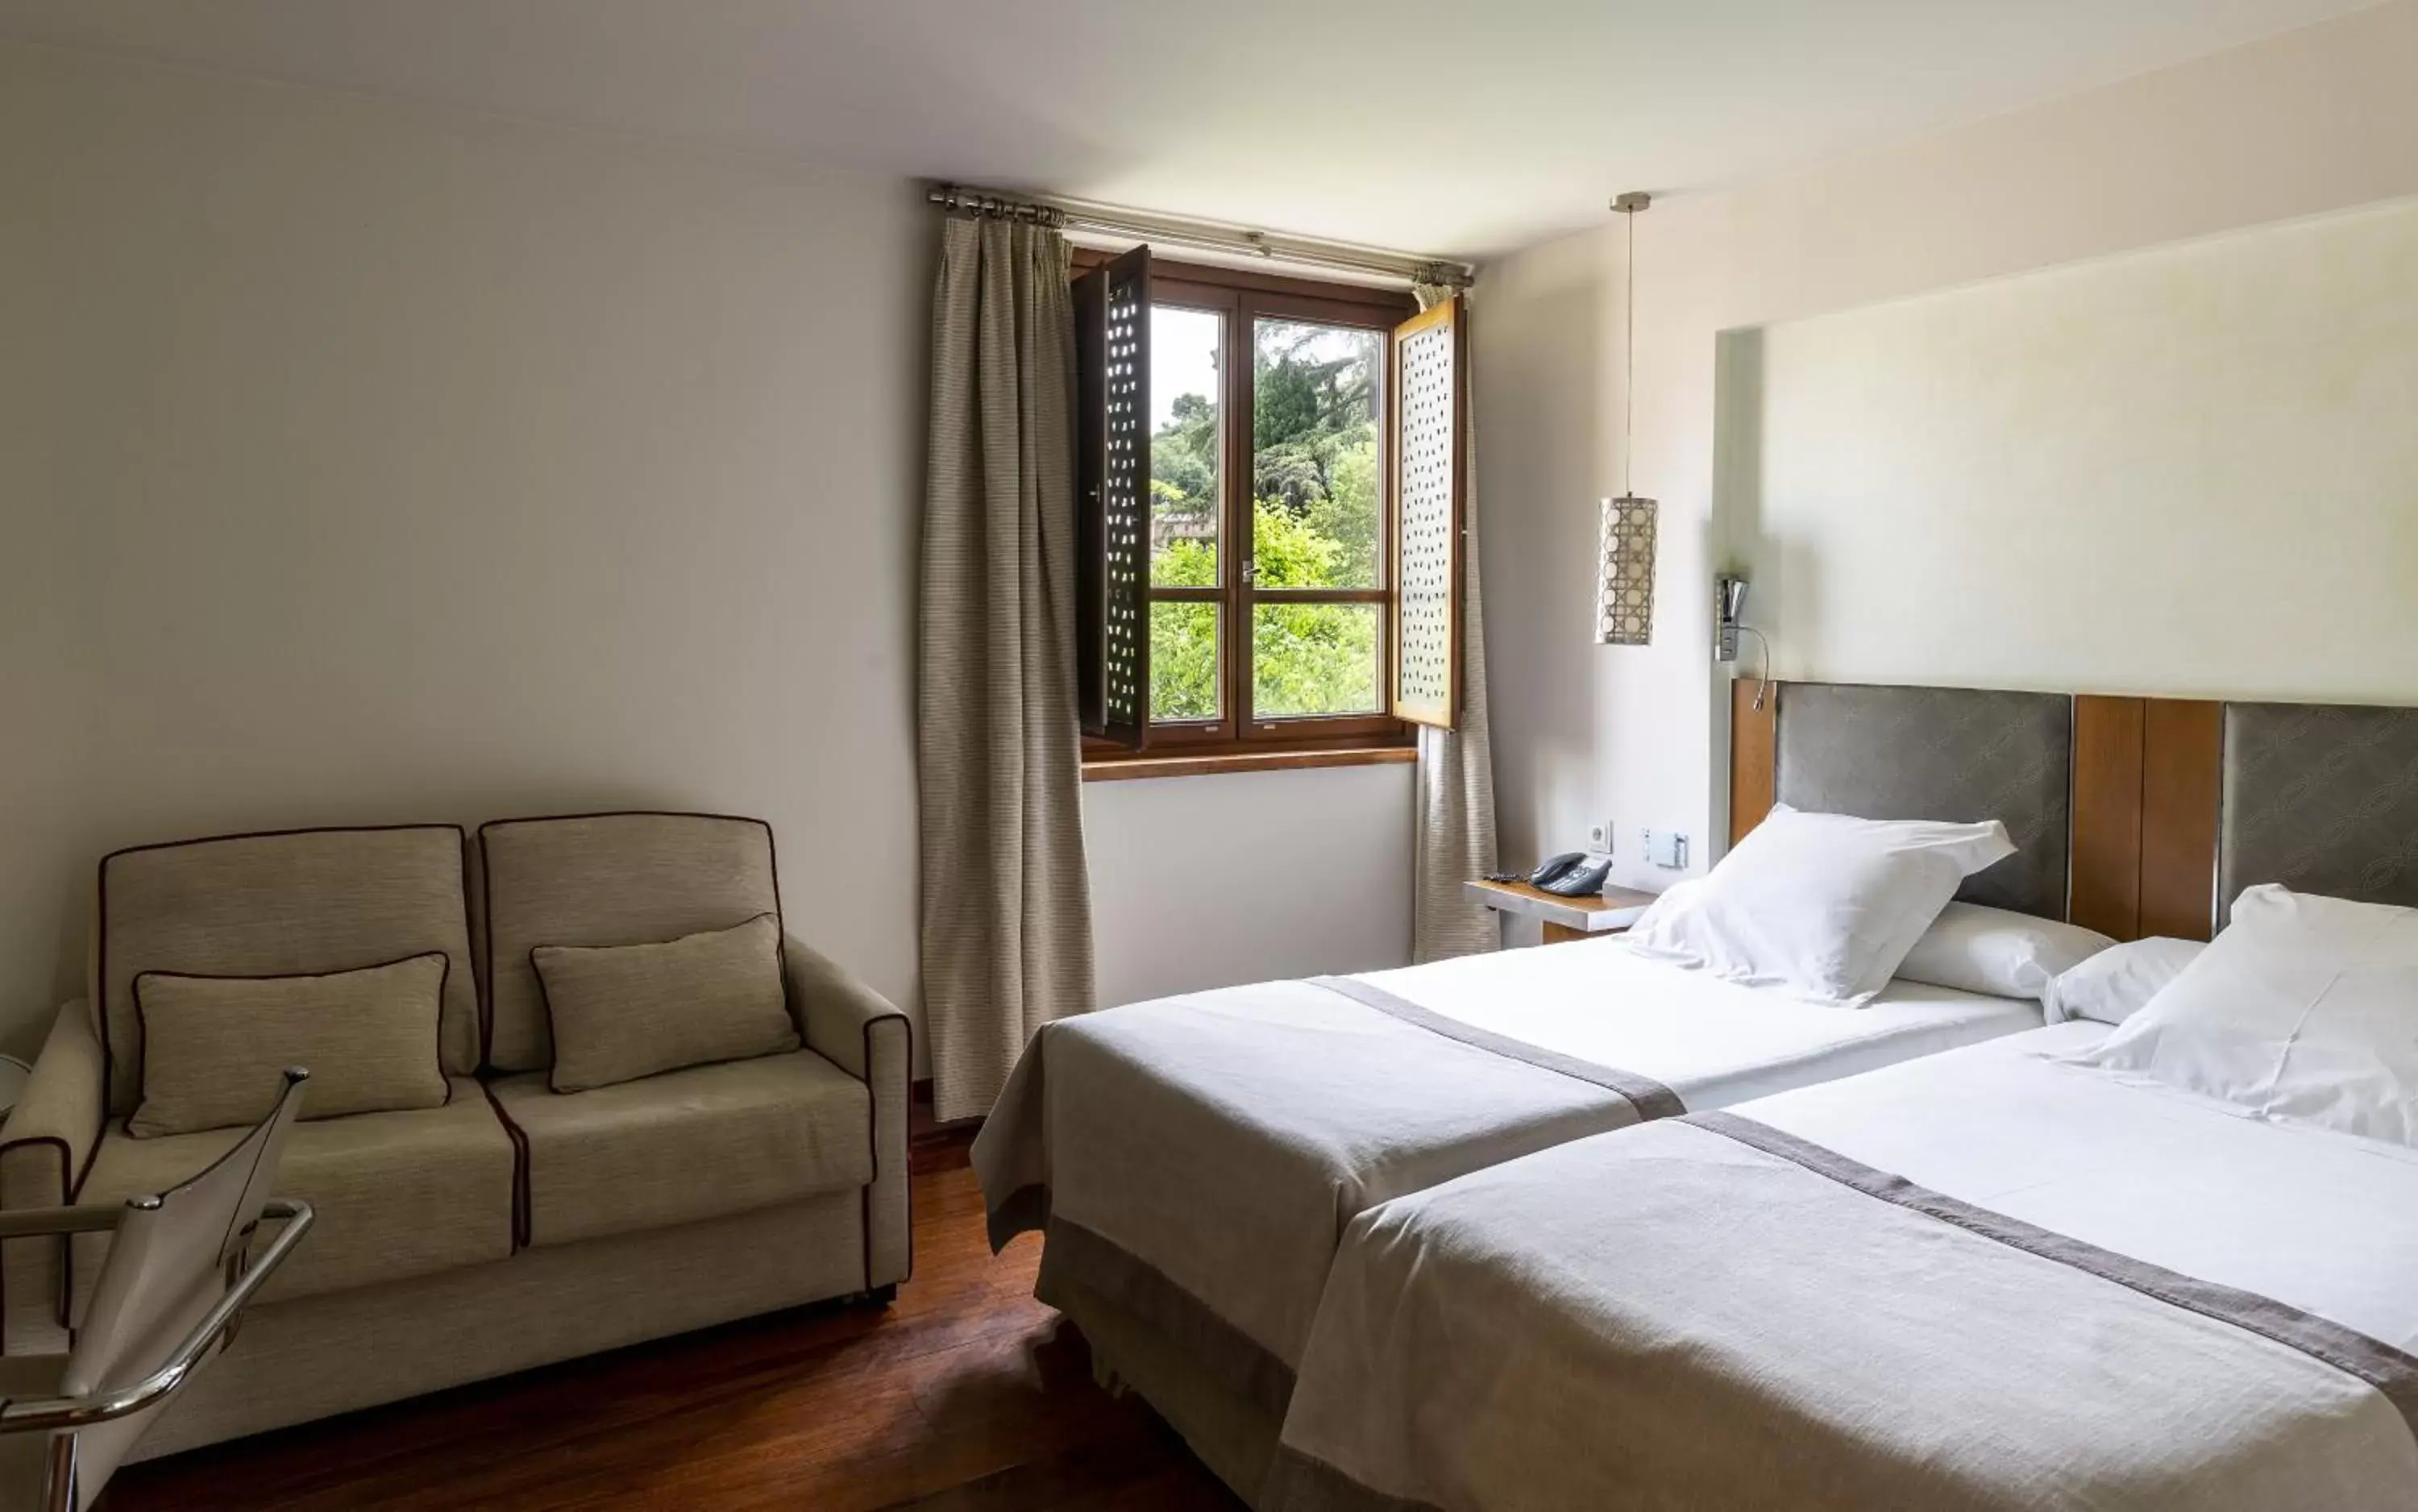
(1075, 246, 1151, 748)
(1389, 294, 1465, 729)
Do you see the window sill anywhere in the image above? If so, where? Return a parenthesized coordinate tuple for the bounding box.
(1082, 746, 1418, 783)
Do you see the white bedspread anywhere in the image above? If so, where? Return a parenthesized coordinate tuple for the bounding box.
(1751, 1020, 2418, 1348)
(1272, 1024, 2418, 1510)
(973, 939, 2040, 1419)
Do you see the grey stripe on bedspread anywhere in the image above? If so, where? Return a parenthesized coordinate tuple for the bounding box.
(1308, 976, 1686, 1122)
(1685, 1109, 2418, 1436)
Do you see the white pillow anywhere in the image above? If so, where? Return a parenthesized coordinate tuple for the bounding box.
(2076, 886, 2418, 1146)
(2043, 936, 2205, 1024)
(1625, 805, 2016, 1007)
(1895, 903, 2115, 1004)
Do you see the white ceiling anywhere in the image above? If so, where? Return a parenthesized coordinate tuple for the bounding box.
(0, 0, 2374, 258)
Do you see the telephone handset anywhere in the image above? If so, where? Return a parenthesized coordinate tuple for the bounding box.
(1527, 850, 1614, 898)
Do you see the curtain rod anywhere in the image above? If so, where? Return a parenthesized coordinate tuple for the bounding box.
(926, 183, 1474, 289)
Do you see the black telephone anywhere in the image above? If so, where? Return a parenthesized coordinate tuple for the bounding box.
(1526, 850, 1614, 898)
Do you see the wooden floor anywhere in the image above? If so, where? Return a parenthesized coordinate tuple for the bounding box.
(106, 1152, 1239, 1511)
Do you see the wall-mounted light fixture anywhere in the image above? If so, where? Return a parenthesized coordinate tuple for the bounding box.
(1715, 570, 1773, 710)
(1596, 191, 1656, 646)
(1714, 574, 1748, 662)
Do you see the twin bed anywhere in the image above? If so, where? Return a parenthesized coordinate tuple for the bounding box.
(1275, 1018, 2418, 1510)
(974, 934, 2042, 1473)
(974, 683, 2418, 1509)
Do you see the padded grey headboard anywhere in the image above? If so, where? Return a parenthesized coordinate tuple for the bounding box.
(1775, 683, 2073, 920)
(2221, 702, 2418, 920)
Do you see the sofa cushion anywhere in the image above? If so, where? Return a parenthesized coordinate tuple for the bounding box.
(480, 813, 782, 1074)
(98, 826, 476, 1115)
(130, 953, 453, 1137)
(73, 1078, 513, 1308)
(488, 1051, 870, 1248)
(536, 913, 799, 1094)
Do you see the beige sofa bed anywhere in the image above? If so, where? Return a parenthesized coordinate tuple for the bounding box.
(0, 811, 909, 1459)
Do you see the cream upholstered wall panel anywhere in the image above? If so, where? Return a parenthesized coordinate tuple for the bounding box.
(0, 44, 923, 1060)
(1747, 196, 2418, 703)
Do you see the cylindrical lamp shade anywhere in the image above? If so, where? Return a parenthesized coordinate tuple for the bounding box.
(1596, 495, 1658, 645)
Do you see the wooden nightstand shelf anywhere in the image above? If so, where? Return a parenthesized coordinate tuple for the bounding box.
(1464, 878, 1660, 944)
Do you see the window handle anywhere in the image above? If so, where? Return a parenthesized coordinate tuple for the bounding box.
(1240, 558, 1256, 587)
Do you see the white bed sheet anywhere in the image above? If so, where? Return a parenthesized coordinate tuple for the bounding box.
(1741, 1020, 2418, 1351)
(1358, 933, 2042, 1108)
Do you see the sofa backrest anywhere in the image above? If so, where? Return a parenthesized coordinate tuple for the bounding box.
(97, 825, 478, 1118)
(477, 812, 783, 1073)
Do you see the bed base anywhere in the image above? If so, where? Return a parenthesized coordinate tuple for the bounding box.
(1038, 1270, 1285, 1507)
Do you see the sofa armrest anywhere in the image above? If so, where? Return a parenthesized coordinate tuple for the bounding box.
(783, 939, 912, 1290)
(2, 1001, 106, 1335)
(2, 1002, 106, 1211)
(784, 941, 907, 1085)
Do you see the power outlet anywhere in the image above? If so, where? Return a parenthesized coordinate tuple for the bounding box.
(1642, 829, 1690, 870)
(1585, 820, 1615, 855)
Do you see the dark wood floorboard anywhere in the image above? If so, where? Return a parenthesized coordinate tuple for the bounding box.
(105, 1149, 1239, 1511)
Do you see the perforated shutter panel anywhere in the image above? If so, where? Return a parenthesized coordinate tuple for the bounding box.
(1390, 295, 1463, 729)
(1074, 246, 1151, 747)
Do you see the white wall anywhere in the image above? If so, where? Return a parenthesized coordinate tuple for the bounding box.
(0, 43, 930, 1061)
(1085, 764, 1415, 1010)
(1477, 0, 2418, 892)
(0, 43, 1419, 1065)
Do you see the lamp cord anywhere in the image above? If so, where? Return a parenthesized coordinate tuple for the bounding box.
(1738, 625, 1774, 710)
(1622, 208, 1635, 497)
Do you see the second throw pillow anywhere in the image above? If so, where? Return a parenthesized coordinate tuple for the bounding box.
(534, 912, 798, 1093)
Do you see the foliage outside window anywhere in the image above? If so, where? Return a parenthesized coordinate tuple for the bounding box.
(1088, 257, 1410, 761)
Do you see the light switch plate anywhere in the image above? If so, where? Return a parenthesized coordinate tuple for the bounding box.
(1644, 829, 1689, 870)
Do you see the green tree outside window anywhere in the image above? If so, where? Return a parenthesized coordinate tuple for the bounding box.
(1149, 318, 1384, 723)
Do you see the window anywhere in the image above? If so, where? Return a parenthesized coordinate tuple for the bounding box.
(1074, 251, 1465, 767)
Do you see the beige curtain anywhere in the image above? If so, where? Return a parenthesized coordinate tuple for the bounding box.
(919, 216, 1095, 1123)
(1411, 281, 1501, 962)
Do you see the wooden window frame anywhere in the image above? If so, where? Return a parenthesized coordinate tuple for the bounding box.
(1074, 252, 1419, 769)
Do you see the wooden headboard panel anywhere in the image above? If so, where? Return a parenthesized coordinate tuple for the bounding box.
(2069, 696, 2221, 940)
(1728, 681, 2223, 941)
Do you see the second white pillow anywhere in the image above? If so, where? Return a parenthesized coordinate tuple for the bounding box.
(1625, 805, 2016, 1007)
(1896, 902, 2115, 1005)
(2042, 936, 2205, 1024)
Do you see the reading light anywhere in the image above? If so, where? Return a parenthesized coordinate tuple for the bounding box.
(1714, 571, 1773, 711)
(1596, 191, 1657, 646)
(1715, 574, 1748, 662)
